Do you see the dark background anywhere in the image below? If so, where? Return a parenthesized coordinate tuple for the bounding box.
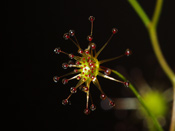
(4, 0, 175, 131)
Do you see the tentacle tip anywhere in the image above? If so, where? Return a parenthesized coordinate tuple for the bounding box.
(100, 94, 107, 100)
(83, 86, 89, 92)
(77, 76, 81, 80)
(62, 63, 69, 69)
(109, 101, 115, 107)
(54, 47, 61, 54)
(87, 35, 93, 42)
(125, 48, 132, 56)
(62, 99, 69, 105)
(88, 16, 95, 22)
(53, 76, 60, 83)
(75, 61, 80, 65)
(112, 28, 118, 34)
(70, 87, 77, 93)
(90, 104, 96, 111)
(84, 108, 91, 115)
(124, 81, 130, 87)
(62, 78, 69, 85)
(90, 43, 96, 50)
(78, 49, 84, 54)
(104, 68, 112, 75)
(74, 69, 78, 73)
(85, 50, 89, 54)
(69, 29, 75, 36)
(69, 53, 74, 59)
(63, 33, 70, 40)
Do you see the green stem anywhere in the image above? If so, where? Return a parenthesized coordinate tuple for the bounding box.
(128, 0, 150, 28)
(152, 0, 163, 28)
(112, 70, 163, 131)
(148, 28, 175, 83)
(128, 0, 175, 131)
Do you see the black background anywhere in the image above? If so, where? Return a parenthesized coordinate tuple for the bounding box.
(4, 0, 175, 131)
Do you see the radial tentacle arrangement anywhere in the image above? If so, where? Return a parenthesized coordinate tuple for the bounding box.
(53, 16, 131, 115)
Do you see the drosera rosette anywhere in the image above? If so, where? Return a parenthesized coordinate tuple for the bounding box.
(53, 16, 131, 115)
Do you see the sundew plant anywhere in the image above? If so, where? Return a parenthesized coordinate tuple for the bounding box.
(53, 16, 131, 115)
